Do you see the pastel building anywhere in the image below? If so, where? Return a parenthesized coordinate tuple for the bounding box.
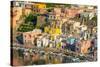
(26, 3, 46, 14)
(11, 1, 24, 30)
(48, 8, 62, 20)
(35, 3, 46, 9)
(24, 3, 33, 15)
(23, 2, 47, 15)
(53, 8, 61, 14)
(66, 8, 80, 18)
(23, 29, 42, 47)
(48, 13, 61, 20)
(37, 16, 46, 27)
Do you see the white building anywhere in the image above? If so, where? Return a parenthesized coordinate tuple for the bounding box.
(23, 29, 42, 47)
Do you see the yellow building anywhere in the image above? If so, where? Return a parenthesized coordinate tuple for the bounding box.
(44, 26, 50, 33)
(32, 3, 46, 14)
(55, 28, 61, 34)
(35, 3, 46, 9)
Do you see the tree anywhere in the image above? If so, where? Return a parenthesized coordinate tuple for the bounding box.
(46, 3, 54, 8)
(17, 22, 35, 32)
(64, 4, 71, 8)
(24, 13, 37, 26)
(17, 13, 37, 32)
(91, 15, 97, 25)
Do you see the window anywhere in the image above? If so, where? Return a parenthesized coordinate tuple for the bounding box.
(29, 34, 31, 38)
(54, 16, 55, 19)
(24, 40, 27, 43)
(24, 35, 26, 38)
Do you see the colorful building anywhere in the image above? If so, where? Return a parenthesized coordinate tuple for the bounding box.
(11, 1, 23, 30)
(35, 3, 46, 9)
(66, 8, 80, 18)
(24, 3, 32, 15)
(23, 29, 42, 47)
(53, 8, 61, 15)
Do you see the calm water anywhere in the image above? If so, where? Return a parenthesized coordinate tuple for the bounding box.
(12, 47, 95, 66)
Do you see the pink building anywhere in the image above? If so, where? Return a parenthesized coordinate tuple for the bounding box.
(53, 8, 61, 15)
(66, 8, 80, 18)
(23, 29, 42, 47)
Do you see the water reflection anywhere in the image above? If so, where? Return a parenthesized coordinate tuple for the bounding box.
(12, 47, 96, 65)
